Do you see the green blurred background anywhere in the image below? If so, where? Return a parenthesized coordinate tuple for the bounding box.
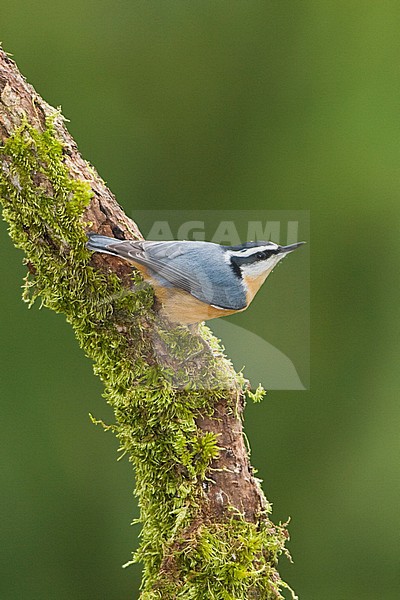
(1, 2, 399, 598)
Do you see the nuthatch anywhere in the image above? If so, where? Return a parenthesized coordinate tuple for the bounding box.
(87, 234, 304, 325)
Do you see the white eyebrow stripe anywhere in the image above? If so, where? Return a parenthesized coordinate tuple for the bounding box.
(230, 244, 278, 258)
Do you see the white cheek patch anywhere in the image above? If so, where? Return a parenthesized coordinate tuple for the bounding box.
(242, 255, 284, 278)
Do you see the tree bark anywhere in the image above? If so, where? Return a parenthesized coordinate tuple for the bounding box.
(0, 47, 294, 599)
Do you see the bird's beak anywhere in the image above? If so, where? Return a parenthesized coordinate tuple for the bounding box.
(278, 241, 306, 254)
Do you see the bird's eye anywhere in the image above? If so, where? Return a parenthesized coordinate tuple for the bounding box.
(256, 251, 265, 260)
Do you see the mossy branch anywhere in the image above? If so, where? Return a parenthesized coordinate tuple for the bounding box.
(0, 48, 296, 599)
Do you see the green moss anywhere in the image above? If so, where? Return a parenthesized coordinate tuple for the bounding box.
(247, 383, 267, 404)
(0, 116, 293, 599)
(144, 516, 297, 600)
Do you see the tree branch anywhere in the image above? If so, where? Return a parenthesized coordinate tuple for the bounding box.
(0, 47, 295, 599)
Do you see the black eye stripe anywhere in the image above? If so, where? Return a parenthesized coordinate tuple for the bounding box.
(230, 249, 274, 271)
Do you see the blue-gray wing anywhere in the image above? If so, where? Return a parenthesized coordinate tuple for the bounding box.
(86, 236, 246, 310)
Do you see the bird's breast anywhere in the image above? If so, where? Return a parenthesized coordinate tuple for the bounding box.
(243, 271, 270, 305)
(154, 286, 241, 324)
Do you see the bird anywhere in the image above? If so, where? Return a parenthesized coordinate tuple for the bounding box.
(86, 233, 305, 325)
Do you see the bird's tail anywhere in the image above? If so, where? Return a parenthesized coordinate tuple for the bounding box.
(86, 233, 117, 252)
(86, 233, 144, 263)
(86, 233, 124, 257)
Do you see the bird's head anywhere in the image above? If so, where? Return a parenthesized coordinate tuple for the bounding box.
(226, 240, 305, 281)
